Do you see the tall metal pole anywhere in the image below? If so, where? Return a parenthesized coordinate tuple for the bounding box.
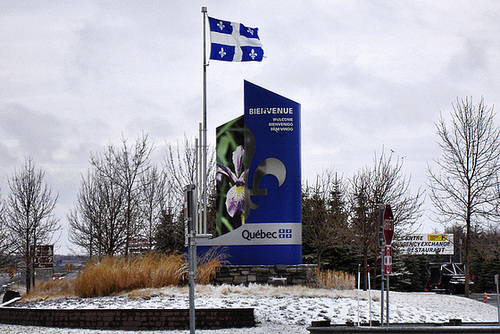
(185, 185, 197, 334)
(196, 134, 201, 233)
(379, 204, 385, 327)
(495, 274, 500, 327)
(386, 275, 389, 326)
(368, 265, 372, 327)
(201, 6, 208, 235)
(357, 264, 361, 326)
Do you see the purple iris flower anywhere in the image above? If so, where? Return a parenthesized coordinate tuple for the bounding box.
(217, 145, 246, 217)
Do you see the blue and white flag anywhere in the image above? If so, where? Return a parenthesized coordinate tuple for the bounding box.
(208, 16, 264, 62)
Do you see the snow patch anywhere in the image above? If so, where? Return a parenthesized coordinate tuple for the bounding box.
(6, 285, 498, 334)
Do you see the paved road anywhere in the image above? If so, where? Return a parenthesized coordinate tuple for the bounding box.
(0, 273, 12, 287)
(469, 293, 500, 308)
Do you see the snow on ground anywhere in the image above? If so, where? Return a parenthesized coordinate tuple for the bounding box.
(2, 284, 498, 333)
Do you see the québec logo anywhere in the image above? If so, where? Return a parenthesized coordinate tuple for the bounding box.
(241, 228, 293, 241)
(279, 229, 292, 239)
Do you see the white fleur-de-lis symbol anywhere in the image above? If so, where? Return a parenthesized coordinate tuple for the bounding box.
(249, 49, 257, 60)
(247, 27, 254, 35)
(219, 47, 227, 58)
(217, 21, 225, 31)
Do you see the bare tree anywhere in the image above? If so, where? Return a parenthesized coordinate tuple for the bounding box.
(70, 135, 216, 256)
(349, 150, 423, 289)
(70, 134, 157, 257)
(69, 169, 127, 256)
(302, 169, 349, 268)
(3, 158, 59, 293)
(0, 198, 15, 269)
(164, 137, 199, 200)
(68, 171, 98, 257)
(90, 134, 153, 255)
(138, 165, 169, 250)
(428, 97, 500, 297)
(164, 137, 216, 232)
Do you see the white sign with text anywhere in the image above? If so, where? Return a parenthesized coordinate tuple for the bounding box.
(395, 234, 454, 255)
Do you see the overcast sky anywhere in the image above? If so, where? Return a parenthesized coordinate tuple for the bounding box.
(1, 1, 500, 254)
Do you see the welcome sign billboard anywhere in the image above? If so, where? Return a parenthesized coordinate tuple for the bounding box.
(198, 81, 301, 265)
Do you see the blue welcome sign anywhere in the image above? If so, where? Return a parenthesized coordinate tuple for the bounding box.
(198, 81, 301, 265)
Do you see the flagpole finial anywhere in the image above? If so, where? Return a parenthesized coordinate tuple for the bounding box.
(201, 6, 207, 13)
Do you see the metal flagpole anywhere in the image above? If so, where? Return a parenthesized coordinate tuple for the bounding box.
(198, 124, 203, 233)
(198, 130, 203, 233)
(201, 6, 208, 235)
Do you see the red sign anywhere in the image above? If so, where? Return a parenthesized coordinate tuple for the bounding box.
(384, 245, 392, 275)
(383, 204, 394, 245)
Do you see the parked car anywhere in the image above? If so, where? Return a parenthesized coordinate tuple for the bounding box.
(425, 262, 473, 294)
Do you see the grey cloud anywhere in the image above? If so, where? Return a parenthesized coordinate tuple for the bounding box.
(447, 38, 490, 82)
(0, 104, 64, 160)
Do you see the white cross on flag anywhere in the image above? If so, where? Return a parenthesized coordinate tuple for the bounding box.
(208, 16, 264, 62)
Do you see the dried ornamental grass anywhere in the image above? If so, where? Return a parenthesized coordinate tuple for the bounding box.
(25, 278, 76, 300)
(316, 269, 355, 290)
(73, 253, 187, 298)
(72, 251, 224, 298)
(195, 248, 226, 285)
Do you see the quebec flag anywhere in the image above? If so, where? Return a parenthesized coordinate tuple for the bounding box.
(208, 16, 264, 62)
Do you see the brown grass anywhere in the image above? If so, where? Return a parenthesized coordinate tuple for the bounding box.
(70, 251, 224, 298)
(27, 252, 355, 299)
(195, 248, 226, 285)
(73, 252, 187, 298)
(27, 251, 224, 299)
(26, 278, 76, 300)
(316, 269, 355, 290)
